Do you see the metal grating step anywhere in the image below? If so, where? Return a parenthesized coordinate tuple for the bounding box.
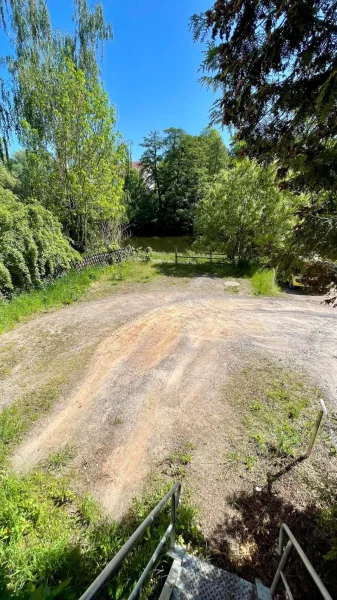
(160, 551, 257, 600)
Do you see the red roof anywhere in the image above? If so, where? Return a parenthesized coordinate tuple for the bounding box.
(132, 161, 142, 170)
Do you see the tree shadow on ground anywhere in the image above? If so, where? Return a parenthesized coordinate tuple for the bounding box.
(208, 486, 336, 599)
(154, 262, 258, 279)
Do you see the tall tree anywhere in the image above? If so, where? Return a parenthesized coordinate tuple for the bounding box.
(130, 127, 229, 235)
(0, 0, 52, 159)
(195, 158, 298, 260)
(191, 1, 337, 177)
(200, 128, 229, 176)
(139, 131, 164, 212)
(20, 58, 126, 251)
(160, 128, 209, 232)
(0, 0, 112, 157)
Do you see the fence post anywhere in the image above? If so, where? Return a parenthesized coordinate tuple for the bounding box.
(305, 409, 324, 458)
(175, 250, 178, 265)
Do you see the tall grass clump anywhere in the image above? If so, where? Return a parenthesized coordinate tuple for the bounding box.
(0, 268, 102, 335)
(251, 269, 279, 296)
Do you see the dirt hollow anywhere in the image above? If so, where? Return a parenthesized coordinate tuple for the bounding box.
(2, 276, 337, 528)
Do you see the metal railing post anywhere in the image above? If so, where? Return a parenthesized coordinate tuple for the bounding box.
(270, 539, 293, 597)
(79, 482, 181, 600)
(170, 492, 176, 550)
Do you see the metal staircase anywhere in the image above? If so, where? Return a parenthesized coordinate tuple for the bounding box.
(79, 483, 333, 600)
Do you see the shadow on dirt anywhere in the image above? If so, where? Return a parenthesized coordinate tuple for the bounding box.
(208, 486, 336, 599)
(154, 262, 258, 279)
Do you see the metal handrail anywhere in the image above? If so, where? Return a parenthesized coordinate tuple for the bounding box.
(270, 523, 333, 599)
(79, 482, 181, 600)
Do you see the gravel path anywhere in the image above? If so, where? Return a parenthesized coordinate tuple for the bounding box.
(2, 276, 337, 519)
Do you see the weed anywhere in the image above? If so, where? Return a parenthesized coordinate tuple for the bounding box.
(225, 450, 241, 465)
(244, 455, 256, 470)
(251, 401, 262, 411)
(183, 441, 195, 451)
(253, 433, 266, 448)
(251, 269, 279, 296)
(163, 442, 195, 478)
(43, 445, 76, 471)
(167, 451, 192, 467)
(275, 422, 301, 456)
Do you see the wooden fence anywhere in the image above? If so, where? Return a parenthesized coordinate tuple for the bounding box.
(72, 246, 135, 271)
(174, 251, 227, 265)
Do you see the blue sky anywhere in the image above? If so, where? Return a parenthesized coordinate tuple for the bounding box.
(0, 0, 231, 160)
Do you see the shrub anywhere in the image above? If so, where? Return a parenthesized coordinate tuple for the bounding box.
(0, 187, 79, 293)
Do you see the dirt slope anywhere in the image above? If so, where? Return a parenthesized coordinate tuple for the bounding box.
(2, 277, 337, 520)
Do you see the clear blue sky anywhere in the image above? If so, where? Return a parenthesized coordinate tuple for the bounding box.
(0, 0, 231, 160)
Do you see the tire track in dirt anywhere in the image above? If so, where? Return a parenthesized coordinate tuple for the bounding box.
(11, 298, 240, 514)
(9, 289, 337, 518)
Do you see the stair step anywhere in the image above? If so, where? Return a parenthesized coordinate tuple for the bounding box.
(165, 553, 256, 600)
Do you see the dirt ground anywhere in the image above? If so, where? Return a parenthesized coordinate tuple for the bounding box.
(0, 276, 337, 580)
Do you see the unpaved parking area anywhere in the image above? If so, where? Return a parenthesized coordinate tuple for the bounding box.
(1, 275, 337, 523)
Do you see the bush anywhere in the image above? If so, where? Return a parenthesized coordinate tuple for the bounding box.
(0, 185, 79, 293)
(195, 159, 299, 260)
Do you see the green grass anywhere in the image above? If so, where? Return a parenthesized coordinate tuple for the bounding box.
(0, 471, 204, 599)
(251, 269, 279, 296)
(0, 260, 160, 336)
(154, 260, 258, 279)
(42, 445, 76, 472)
(0, 268, 103, 335)
(151, 251, 175, 262)
(108, 260, 158, 285)
(0, 377, 65, 465)
(225, 359, 321, 467)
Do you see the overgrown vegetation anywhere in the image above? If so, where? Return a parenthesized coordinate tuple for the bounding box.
(0, 176, 79, 294)
(251, 270, 279, 297)
(0, 469, 204, 599)
(0, 268, 101, 334)
(194, 159, 297, 260)
(0, 0, 126, 299)
(191, 0, 337, 295)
